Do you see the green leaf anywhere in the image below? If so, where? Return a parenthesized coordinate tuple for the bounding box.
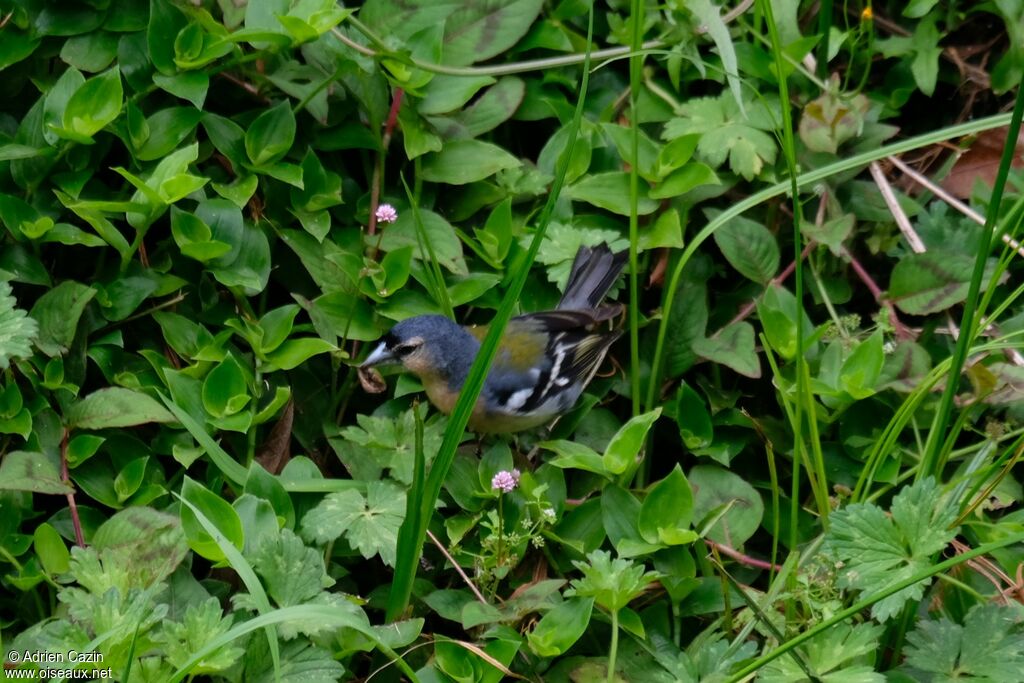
(638, 464, 696, 546)
(568, 549, 660, 612)
(676, 381, 713, 449)
(889, 251, 974, 315)
(420, 140, 521, 185)
(158, 597, 245, 674)
(566, 172, 659, 216)
(0, 451, 72, 494)
(757, 284, 815, 360)
(300, 480, 406, 566)
(603, 408, 661, 475)
(264, 338, 336, 370)
(689, 465, 764, 547)
(693, 322, 761, 378)
(825, 477, 958, 621)
(839, 331, 885, 399)
(712, 214, 779, 284)
(904, 603, 1024, 681)
(245, 100, 296, 166)
(527, 597, 594, 657)
(28, 280, 96, 357)
(761, 622, 885, 683)
(62, 66, 124, 140)
(202, 355, 250, 418)
(34, 522, 71, 575)
(664, 92, 779, 180)
(68, 388, 176, 429)
(0, 281, 38, 369)
(361, 0, 545, 67)
(249, 528, 333, 608)
(179, 476, 245, 563)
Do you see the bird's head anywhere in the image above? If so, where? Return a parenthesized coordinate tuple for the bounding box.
(361, 315, 478, 383)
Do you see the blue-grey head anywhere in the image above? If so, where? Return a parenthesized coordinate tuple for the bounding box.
(361, 315, 480, 387)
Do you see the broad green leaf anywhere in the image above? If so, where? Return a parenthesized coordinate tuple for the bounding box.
(689, 465, 764, 547)
(245, 100, 296, 166)
(361, 0, 545, 67)
(29, 280, 96, 357)
(757, 284, 816, 360)
(889, 251, 973, 315)
(638, 464, 696, 546)
(420, 140, 521, 185)
(676, 382, 713, 449)
(68, 388, 176, 429)
(566, 172, 659, 216)
(179, 476, 245, 562)
(34, 522, 71, 575)
(693, 322, 761, 378)
(712, 213, 779, 284)
(202, 355, 250, 418)
(603, 408, 661, 475)
(419, 74, 496, 115)
(62, 66, 124, 140)
(527, 597, 594, 657)
(839, 331, 885, 399)
(0, 451, 72, 494)
(264, 338, 335, 370)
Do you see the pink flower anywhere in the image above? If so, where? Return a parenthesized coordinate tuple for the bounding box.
(491, 469, 520, 493)
(375, 203, 398, 224)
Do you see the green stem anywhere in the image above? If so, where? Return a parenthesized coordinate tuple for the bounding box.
(607, 608, 620, 683)
(725, 530, 1024, 682)
(645, 111, 1015, 417)
(919, 79, 1024, 479)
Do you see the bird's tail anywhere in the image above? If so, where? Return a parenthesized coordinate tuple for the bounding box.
(557, 244, 628, 313)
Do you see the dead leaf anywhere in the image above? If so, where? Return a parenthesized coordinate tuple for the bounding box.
(942, 126, 1024, 199)
(255, 399, 293, 474)
(358, 366, 388, 394)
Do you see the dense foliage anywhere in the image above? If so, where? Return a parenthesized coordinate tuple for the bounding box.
(2, 0, 1024, 681)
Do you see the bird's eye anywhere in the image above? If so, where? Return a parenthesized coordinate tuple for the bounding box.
(394, 342, 418, 358)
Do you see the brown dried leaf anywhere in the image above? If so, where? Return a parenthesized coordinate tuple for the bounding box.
(255, 399, 293, 474)
(942, 127, 1024, 199)
(358, 366, 388, 394)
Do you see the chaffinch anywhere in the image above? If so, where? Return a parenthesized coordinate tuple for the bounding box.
(361, 245, 627, 433)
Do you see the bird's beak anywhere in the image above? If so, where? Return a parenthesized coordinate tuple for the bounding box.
(361, 342, 396, 368)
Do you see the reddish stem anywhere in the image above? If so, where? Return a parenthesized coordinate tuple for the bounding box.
(842, 247, 912, 339)
(728, 241, 815, 327)
(60, 429, 86, 548)
(705, 539, 781, 571)
(367, 88, 405, 238)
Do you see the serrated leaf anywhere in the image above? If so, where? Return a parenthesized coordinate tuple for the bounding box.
(904, 603, 1024, 680)
(825, 477, 958, 621)
(300, 481, 406, 566)
(0, 281, 38, 368)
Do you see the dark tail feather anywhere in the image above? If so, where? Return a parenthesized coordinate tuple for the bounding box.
(557, 245, 628, 311)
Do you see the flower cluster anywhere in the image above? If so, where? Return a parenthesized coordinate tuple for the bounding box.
(491, 469, 521, 493)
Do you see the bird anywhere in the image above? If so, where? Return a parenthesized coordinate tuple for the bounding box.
(360, 244, 628, 433)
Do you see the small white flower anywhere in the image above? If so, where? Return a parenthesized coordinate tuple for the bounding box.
(375, 203, 398, 224)
(883, 340, 896, 355)
(542, 507, 556, 522)
(491, 469, 520, 493)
